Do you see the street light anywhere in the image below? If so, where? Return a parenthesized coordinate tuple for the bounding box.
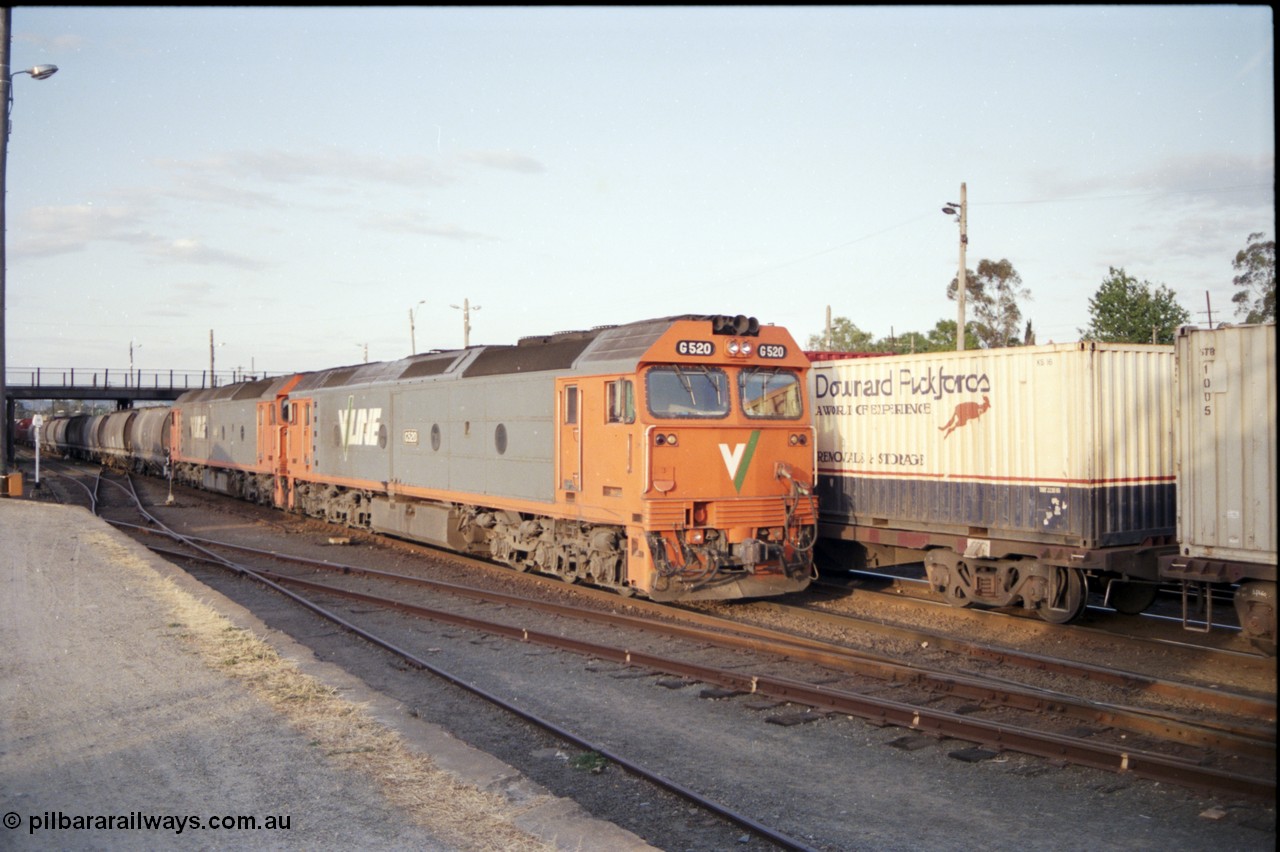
(1, 7, 58, 480)
(450, 298, 480, 348)
(129, 339, 142, 388)
(209, 330, 226, 387)
(408, 299, 425, 355)
(942, 182, 968, 351)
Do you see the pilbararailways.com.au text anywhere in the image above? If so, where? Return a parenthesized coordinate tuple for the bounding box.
(5, 810, 291, 835)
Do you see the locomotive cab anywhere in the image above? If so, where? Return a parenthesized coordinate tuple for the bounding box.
(552, 316, 817, 600)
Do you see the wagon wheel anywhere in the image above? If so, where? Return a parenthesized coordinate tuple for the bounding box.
(1108, 580, 1158, 615)
(1038, 567, 1087, 625)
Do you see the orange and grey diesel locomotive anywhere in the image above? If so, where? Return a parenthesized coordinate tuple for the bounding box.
(165, 315, 817, 602)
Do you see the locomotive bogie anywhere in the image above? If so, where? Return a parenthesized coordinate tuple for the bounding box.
(812, 342, 1177, 622)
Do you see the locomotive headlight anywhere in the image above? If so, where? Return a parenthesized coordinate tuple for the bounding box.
(666, 433, 678, 446)
(740, 342, 752, 356)
(727, 340, 741, 356)
(789, 433, 808, 446)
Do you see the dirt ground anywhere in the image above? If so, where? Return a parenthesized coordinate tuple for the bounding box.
(0, 499, 652, 851)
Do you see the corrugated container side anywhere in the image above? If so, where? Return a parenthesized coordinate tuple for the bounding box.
(812, 343, 1174, 550)
(1175, 323, 1277, 564)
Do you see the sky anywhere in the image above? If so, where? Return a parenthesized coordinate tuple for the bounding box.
(4, 6, 1274, 379)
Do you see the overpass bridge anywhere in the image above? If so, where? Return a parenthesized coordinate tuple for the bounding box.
(3, 367, 269, 465)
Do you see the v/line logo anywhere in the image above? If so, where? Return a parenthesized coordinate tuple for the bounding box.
(718, 430, 761, 493)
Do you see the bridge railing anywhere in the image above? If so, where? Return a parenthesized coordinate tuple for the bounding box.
(5, 367, 271, 391)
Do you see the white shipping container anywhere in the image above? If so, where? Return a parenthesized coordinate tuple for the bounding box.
(811, 342, 1176, 551)
(1173, 323, 1277, 566)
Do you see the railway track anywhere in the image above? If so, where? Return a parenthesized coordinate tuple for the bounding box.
(39, 462, 822, 852)
(53, 461, 1274, 805)
(25, 458, 1276, 852)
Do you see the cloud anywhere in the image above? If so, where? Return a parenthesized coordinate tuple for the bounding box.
(458, 150, 546, 174)
(157, 147, 459, 189)
(144, 238, 266, 269)
(1025, 152, 1275, 209)
(11, 202, 265, 269)
(11, 203, 150, 257)
(367, 211, 496, 242)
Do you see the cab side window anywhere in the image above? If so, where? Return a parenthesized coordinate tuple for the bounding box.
(607, 380, 635, 424)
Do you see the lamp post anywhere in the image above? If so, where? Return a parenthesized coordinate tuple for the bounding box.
(450, 298, 480, 348)
(942, 182, 968, 352)
(129, 339, 141, 387)
(408, 299, 425, 355)
(0, 7, 58, 479)
(209, 330, 225, 387)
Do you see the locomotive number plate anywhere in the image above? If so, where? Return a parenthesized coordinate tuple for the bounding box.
(758, 343, 788, 359)
(676, 340, 715, 357)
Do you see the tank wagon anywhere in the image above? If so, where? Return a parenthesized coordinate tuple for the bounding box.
(164, 315, 816, 602)
(1160, 323, 1276, 653)
(810, 342, 1177, 623)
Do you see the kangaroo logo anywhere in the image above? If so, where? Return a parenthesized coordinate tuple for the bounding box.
(939, 395, 990, 439)
(718, 430, 762, 493)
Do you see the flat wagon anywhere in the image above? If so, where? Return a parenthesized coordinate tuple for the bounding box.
(811, 342, 1176, 622)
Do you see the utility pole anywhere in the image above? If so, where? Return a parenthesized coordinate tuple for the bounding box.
(942, 183, 968, 351)
(409, 299, 425, 354)
(451, 298, 480, 347)
(824, 305, 832, 350)
(0, 14, 57, 479)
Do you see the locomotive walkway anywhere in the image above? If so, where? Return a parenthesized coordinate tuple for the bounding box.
(0, 498, 652, 851)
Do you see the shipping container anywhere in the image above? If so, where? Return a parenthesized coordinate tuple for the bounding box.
(1161, 322, 1276, 652)
(811, 341, 1177, 621)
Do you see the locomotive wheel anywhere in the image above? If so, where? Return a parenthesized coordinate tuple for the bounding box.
(1108, 580, 1158, 615)
(1038, 567, 1086, 625)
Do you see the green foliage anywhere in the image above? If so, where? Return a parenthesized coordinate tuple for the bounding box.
(947, 258, 1032, 348)
(807, 317, 970, 354)
(924, 319, 980, 351)
(1080, 267, 1190, 344)
(1232, 232, 1276, 323)
(806, 316, 875, 351)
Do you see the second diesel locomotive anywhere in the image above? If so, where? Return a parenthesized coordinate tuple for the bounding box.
(164, 314, 817, 602)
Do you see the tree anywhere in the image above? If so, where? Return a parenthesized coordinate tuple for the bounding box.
(947, 258, 1031, 348)
(1080, 267, 1190, 344)
(1231, 232, 1275, 323)
(806, 316, 875, 351)
(925, 319, 980, 352)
